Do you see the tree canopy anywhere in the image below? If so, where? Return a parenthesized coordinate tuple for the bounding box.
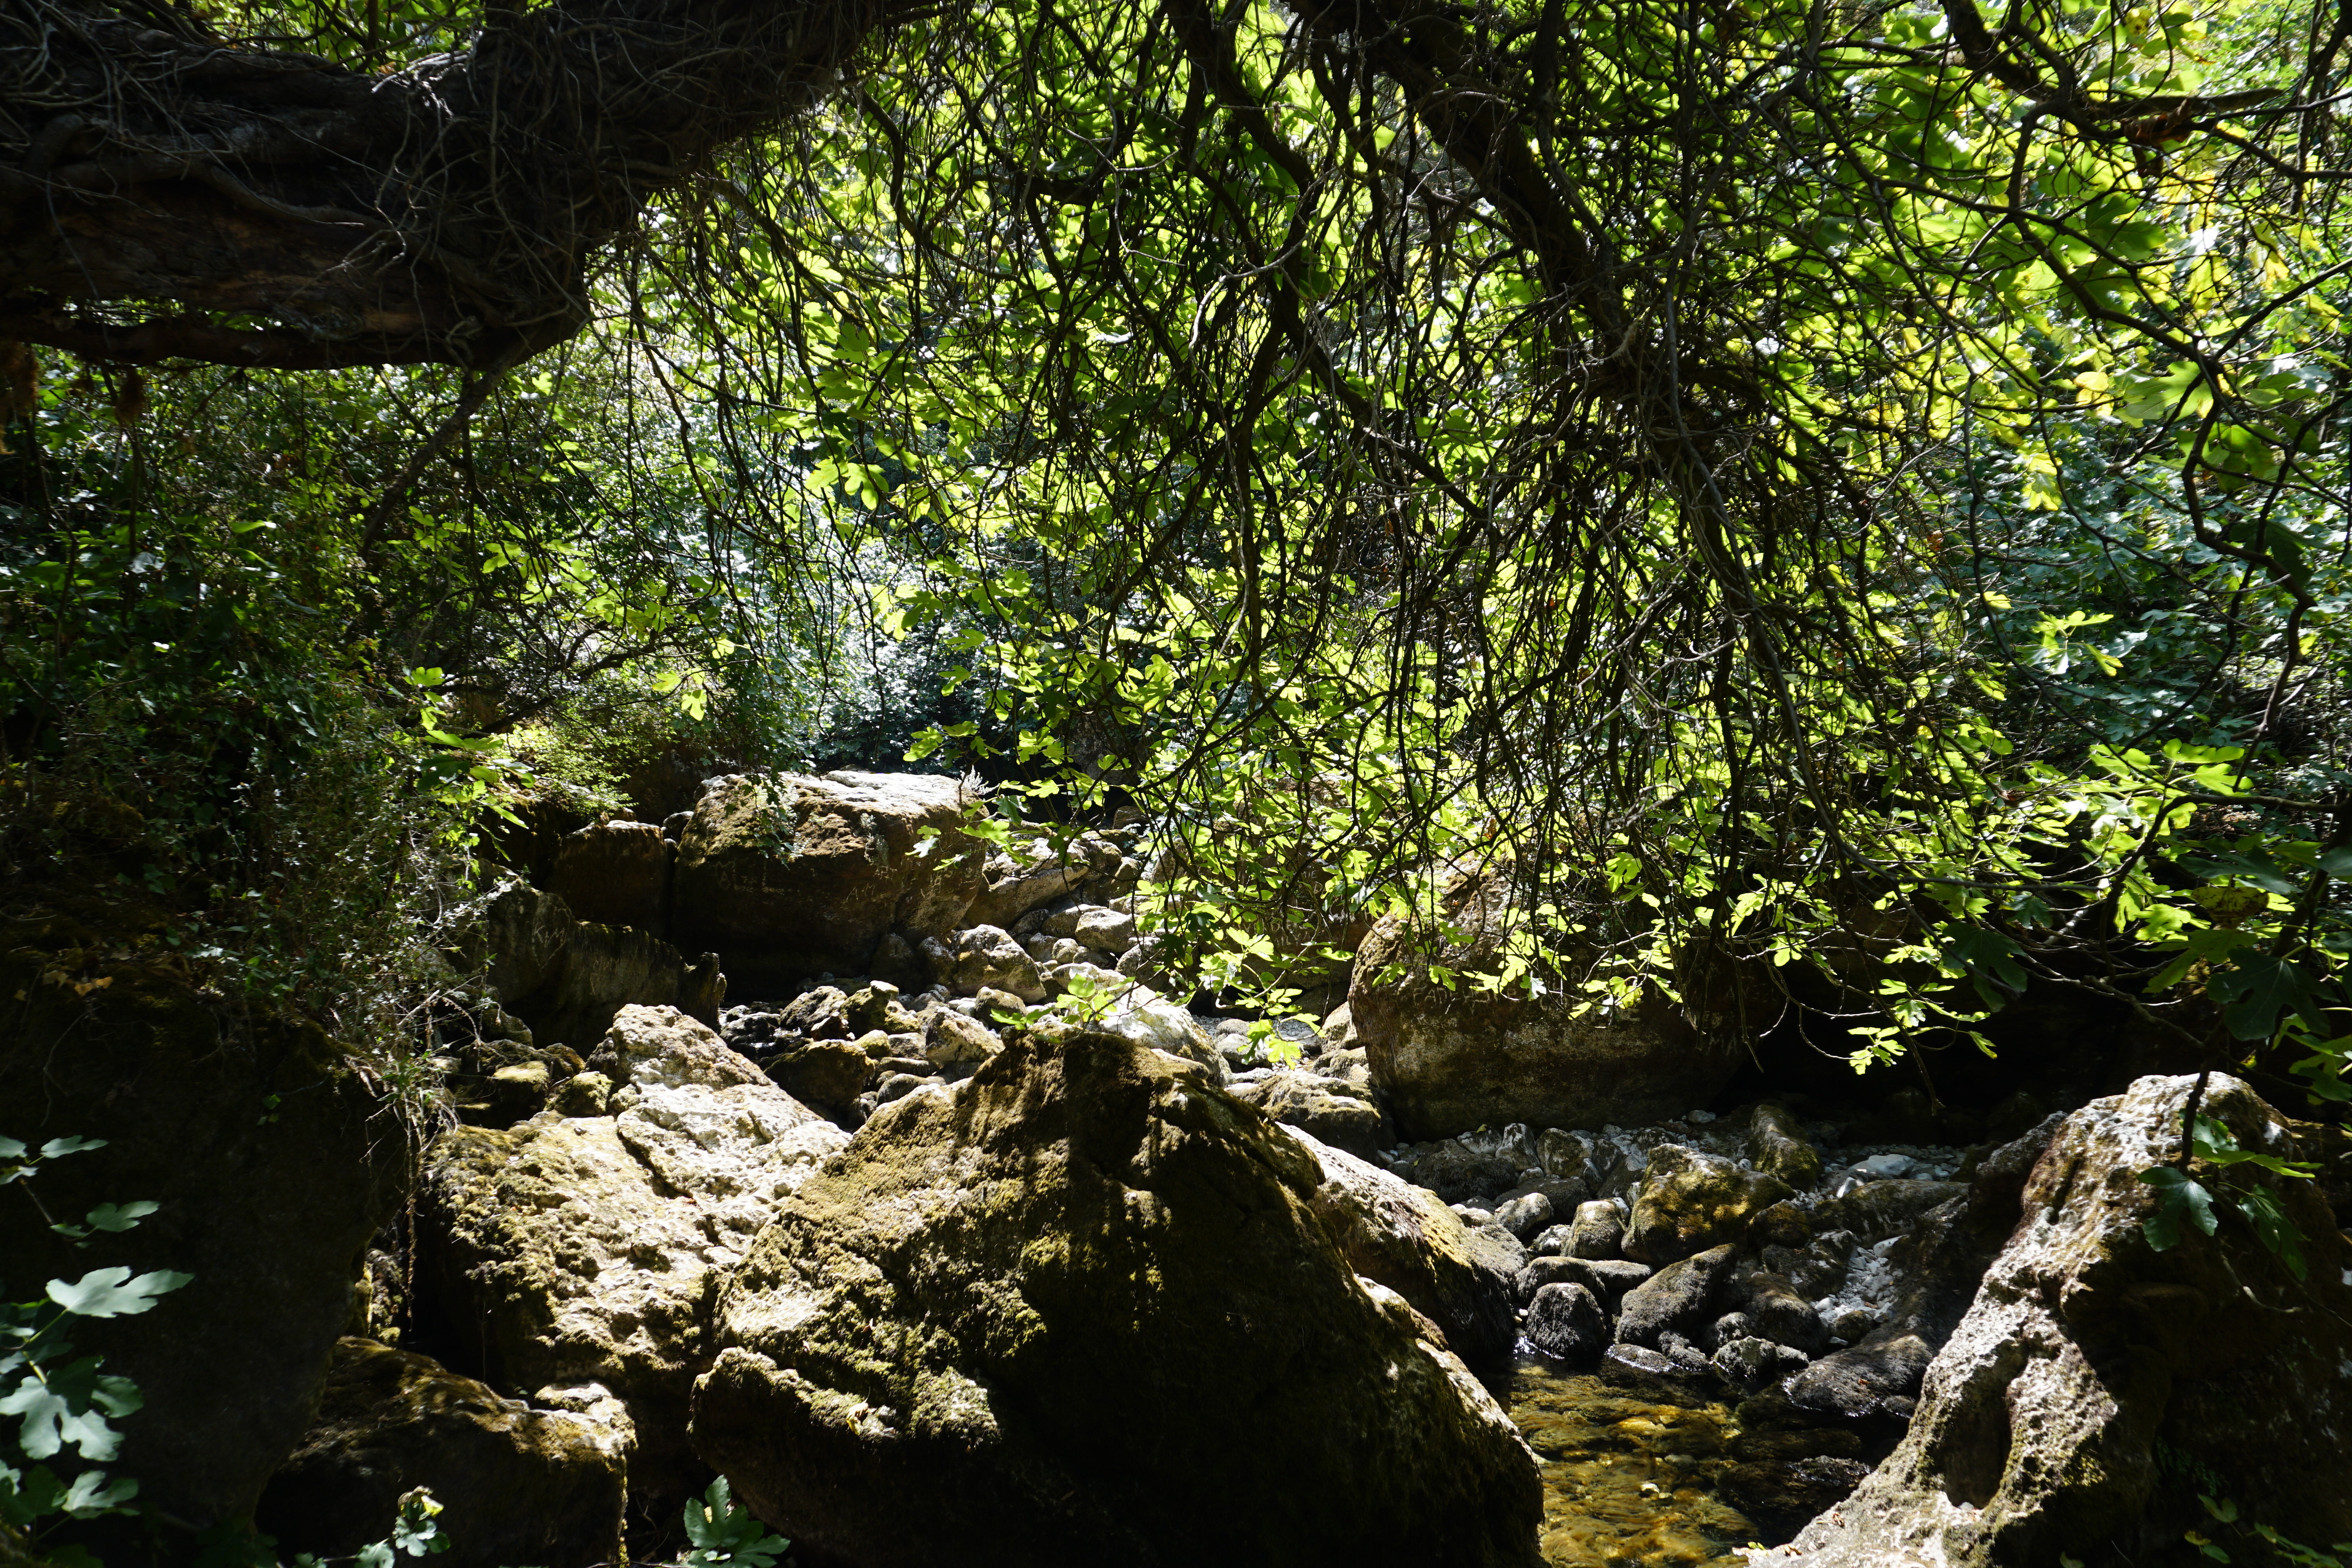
(5, 0, 2352, 1102)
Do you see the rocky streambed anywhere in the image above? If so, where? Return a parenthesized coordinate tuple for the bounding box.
(6, 769, 2350, 1566)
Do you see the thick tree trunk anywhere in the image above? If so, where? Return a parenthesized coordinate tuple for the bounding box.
(0, 0, 904, 366)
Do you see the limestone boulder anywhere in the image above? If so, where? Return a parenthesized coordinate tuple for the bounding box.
(689, 1028, 1544, 1567)
(479, 882, 723, 1051)
(1283, 1126, 1520, 1372)
(1544, 1256, 1652, 1310)
(255, 1339, 627, 1568)
(1621, 1144, 1793, 1264)
(1723, 1269, 1829, 1354)
(0, 914, 410, 1540)
(671, 772, 988, 990)
(1231, 1069, 1388, 1159)
(1041, 903, 1137, 951)
(923, 1008, 1003, 1066)
(1406, 1128, 1533, 1205)
(1563, 1197, 1626, 1259)
(1712, 1336, 1810, 1395)
(1614, 1242, 1738, 1348)
(1524, 1282, 1607, 1362)
(1091, 989, 1228, 1083)
(547, 820, 673, 935)
(419, 1007, 847, 1510)
(1786, 1075, 2352, 1566)
(1348, 875, 1747, 1138)
(963, 833, 1122, 931)
(941, 924, 1047, 1002)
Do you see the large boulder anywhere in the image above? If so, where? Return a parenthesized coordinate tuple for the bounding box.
(1621, 1144, 1793, 1263)
(963, 833, 1123, 931)
(478, 882, 723, 1049)
(255, 1338, 627, 1568)
(1748, 1103, 1823, 1188)
(1785, 1075, 2352, 1565)
(1282, 1125, 1520, 1372)
(1524, 1282, 1608, 1362)
(418, 1006, 847, 1512)
(546, 820, 673, 935)
(671, 772, 988, 991)
(1348, 874, 1746, 1138)
(689, 1028, 1544, 1567)
(0, 911, 411, 1544)
(1614, 1242, 1738, 1348)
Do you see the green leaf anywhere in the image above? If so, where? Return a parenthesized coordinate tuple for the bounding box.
(2182, 851, 2301, 897)
(46, 1266, 193, 1318)
(58, 1468, 137, 1516)
(1, 1356, 134, 1460)
(390, 1486, 450, 1557)
(2230, 1185, 2308, 1279)
(2203, 954, 2320, 1042)
(2138, 1166, 2217, 1251)
(83, 1201, 158, 1233)
(1943, 925, 2029, 1006)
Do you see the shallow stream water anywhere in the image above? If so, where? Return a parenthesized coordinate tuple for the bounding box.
(1506, 1356, 1757, 1567)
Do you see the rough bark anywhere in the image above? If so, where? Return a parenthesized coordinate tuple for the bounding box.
(0, 0, 910, 366)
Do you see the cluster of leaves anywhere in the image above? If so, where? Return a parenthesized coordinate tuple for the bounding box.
(567, 0, 2352, 1107)
(2138, 1111, 2320, 1274)
(1, 1135, 188, 1566)
(15, 0, 2352, 1139)
(682, 1477, 790, 1568)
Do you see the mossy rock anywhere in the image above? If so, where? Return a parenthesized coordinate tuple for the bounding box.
(690, 1027, 1544, 1567)
(670, 772, 988, 991)
(256, 1338, 627, 1568)
(418, 1007, 845, 1518)
(1789, 1074, 2352, 1565)
(1621, 1145, 1793, 1264)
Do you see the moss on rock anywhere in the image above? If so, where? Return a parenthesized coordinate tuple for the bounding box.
(690, 1027, 1544, 1567)
(256, 1338, 627, 1568)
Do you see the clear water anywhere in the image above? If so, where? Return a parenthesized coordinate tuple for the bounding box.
(1507, 1356, 1758, 1567)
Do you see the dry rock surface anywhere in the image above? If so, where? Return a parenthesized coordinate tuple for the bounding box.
(417, 1005, 847, 1509)
(1347, 871, 1750, 1137)
(1783, 1075, 2352, 1566)
(670, 771, 991, 988)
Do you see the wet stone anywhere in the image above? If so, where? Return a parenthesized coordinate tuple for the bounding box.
(1599, 1343, 1716, 1401)
(1524, 1282, 1608, 1362)
(1712, 1336, 1810, 1394)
